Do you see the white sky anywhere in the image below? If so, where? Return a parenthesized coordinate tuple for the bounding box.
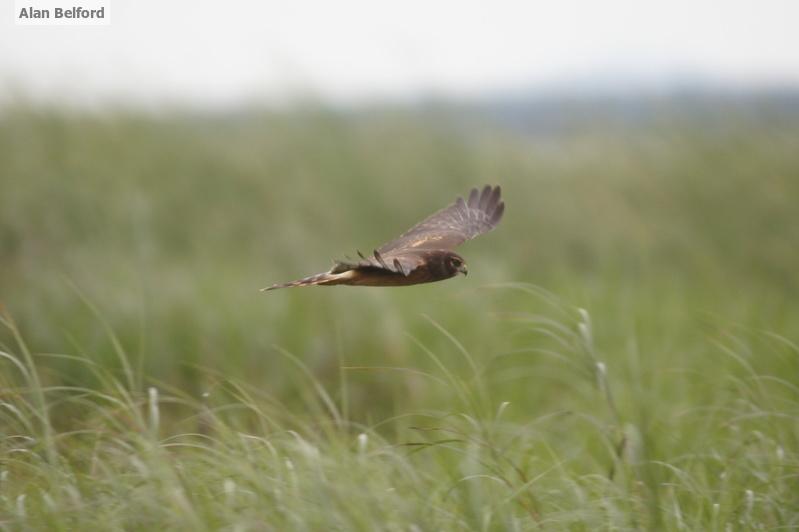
(2, 0, 799, 106)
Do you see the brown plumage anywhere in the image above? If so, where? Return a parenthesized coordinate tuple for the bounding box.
(262, 185, 504, 291)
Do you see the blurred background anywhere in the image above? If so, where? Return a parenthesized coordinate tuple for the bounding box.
(3, 0, 799, 105)
(2, 0, 798, 417)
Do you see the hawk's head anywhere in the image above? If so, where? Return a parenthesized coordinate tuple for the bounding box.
(443, 251, 468, 277)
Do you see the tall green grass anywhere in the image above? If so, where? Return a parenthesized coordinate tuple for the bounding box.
(1, 102, 798, 528)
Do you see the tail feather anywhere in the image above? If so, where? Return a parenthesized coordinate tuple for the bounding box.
(260, 270, 351, 291)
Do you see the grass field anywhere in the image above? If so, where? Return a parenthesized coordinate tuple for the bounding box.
(1, 100, 799, 529)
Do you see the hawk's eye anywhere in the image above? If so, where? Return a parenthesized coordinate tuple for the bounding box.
(450, 258, 461, 267)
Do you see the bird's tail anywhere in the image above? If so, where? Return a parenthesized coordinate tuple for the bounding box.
(260, 270, 350, 291)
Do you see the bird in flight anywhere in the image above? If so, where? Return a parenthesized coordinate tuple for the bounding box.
(262, 185, 504, 291)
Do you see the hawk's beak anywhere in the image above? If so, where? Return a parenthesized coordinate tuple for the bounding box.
(458, 264, 468, 276)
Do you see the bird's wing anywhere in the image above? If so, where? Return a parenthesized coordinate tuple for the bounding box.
(331, 249, 427, 276)
(262, 251, 426, 290)
(376, 185, 504, 254)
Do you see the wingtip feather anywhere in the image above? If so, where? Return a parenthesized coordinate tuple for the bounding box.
(487, 186, 501, 212)
(478, 185, 492, 210)
(467, 187, 479, 207)
(491, 201, 505, 224)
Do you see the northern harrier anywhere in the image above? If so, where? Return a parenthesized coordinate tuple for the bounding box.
(262, 185, 504, 291)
